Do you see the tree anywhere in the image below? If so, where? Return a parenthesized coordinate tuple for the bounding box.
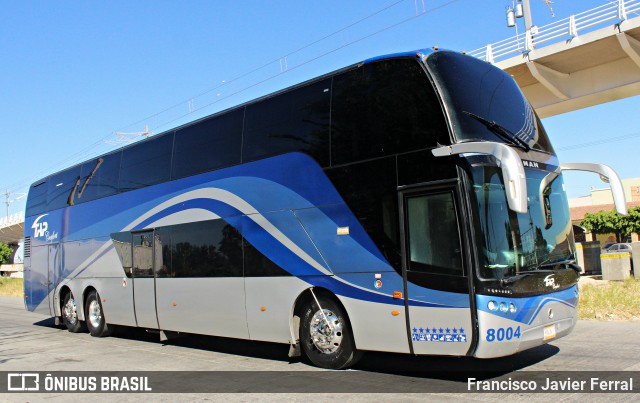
(0, 243, 12, 264)
(621, 206, 640, 237)
(581, 207, 640, 242)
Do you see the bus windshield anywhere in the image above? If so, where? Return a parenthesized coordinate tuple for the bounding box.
(425, 51, 553, 153)
(471, 163, 575, 281)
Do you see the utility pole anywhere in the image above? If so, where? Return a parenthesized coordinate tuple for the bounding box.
(522, 0, 533, 31)
(4, 190, 26, 219)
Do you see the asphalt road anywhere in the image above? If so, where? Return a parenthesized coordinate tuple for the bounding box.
(1, 296, 639, 401)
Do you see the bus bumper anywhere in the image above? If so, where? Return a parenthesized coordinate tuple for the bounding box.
(473, 286, 579, 358)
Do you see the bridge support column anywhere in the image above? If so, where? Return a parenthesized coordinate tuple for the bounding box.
(525, 61, 570, 100)
(617, 32, 640, 70)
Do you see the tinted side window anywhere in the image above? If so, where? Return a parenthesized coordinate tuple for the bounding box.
(47, 166, 82, 211)
(119, 133, 173, 192)
(111, 232, 133, 278)
(78, 152, 121, 203)
(172, 109, 244, 179)
(243, 78, 331, 166)
(159, 220, 243, 278)
(325, 157, 401, 270)
(26, 180, 48, 217)
(406, 192, 463, 276)
(132, 232, 155, 278)
(331, 58, 448, 165)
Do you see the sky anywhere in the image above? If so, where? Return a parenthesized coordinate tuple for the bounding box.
(1, 0, 639, 217)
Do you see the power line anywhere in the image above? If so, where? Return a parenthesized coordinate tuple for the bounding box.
(151, 0, 460, 132)
(3, 0, 460, 195)
(555, 129, 640, 152)
(112, 0, 410, 135)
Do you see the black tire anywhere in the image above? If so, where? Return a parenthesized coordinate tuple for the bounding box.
(85, 290, 112, 337)
(300, 294, 362, 369)
(61, 292, 86, 333)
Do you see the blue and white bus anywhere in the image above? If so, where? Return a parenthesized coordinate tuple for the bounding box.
(23, 49, 627, 369)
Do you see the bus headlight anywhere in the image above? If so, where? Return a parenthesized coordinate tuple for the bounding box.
(499, 302, 508, 312)
(488, 300, 497, 311)
(509, 302, 517, 313)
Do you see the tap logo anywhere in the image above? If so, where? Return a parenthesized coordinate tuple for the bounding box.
(31, 214, 49, 238)
(543, 274, 560, 290)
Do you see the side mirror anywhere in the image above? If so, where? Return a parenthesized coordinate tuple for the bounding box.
(432, 142, 527, 214)
(560, 162, 627, 215)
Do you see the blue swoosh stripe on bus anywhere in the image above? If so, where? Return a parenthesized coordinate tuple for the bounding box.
(133, 198, 244, 230)
(476, 287, 577, 324)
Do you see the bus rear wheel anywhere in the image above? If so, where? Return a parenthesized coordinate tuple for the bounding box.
(300, 295, 362, 369)
(85, 290, 112, 337)
(62, 292, 86, 333)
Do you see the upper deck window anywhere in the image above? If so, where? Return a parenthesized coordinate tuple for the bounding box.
(119, 133, 173, 192)
(243, 78, 331, 166)
(172, 109, 243, 180)
(331, 58, 448, 166)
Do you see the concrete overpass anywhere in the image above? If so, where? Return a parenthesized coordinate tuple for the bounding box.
(0, 212, 24, 245)
(469, 0, 640, 118)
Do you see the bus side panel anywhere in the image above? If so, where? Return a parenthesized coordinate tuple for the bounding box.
(337, 294, 410, 354)
(245, 277, 310, 343)
(155, 278, 249, 339)
(24, 245, 50, 315)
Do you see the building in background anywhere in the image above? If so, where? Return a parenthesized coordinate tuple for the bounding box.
(570, 178, 640, 245)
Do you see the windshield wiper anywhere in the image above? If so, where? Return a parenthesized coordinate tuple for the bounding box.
(462, 111, 531, 152)
(536, 259, 581, 274)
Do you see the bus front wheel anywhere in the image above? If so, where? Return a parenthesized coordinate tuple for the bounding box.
(85, 290, 112, 337)
(300, 295, 362, 369)
(62, 292, 86, 333)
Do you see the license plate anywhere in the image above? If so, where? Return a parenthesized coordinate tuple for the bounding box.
(543, 324, 556, 340)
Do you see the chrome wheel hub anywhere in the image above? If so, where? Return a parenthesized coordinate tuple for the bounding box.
(63, 297, 78, 325)
(88, 300, 102, 328)
(309, 309, 343, 354)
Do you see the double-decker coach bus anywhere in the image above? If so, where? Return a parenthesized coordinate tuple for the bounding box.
(23, 49, 627, 369)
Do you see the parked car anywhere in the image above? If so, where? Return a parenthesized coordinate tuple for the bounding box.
(602, 243, 632, 253)
(601, 243, 615, 251)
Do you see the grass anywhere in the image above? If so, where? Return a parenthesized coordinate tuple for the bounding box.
(578, 278, 640, 321)
(0, 277, 23, 297)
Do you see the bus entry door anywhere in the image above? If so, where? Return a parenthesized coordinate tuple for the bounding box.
(400, 186, 474, 356)
(132, 231, 160, 329)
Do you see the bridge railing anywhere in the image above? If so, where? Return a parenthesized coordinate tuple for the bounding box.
(468, 0, 640, 63)
(0, 212, 24, 229)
